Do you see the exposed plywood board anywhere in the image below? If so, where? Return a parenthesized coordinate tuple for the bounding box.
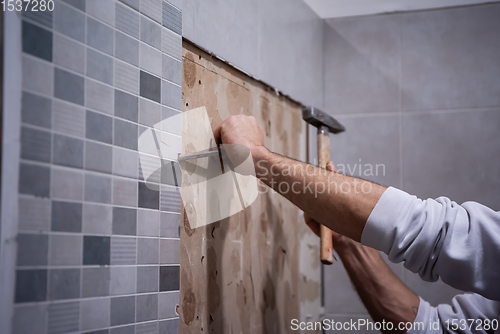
(179, 41, 321, 333)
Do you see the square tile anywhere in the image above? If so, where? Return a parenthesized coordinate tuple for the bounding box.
(87, 17, 114, 56)
(110, 326, 135, 334)
(22, 21, 52, 61)
(49, 234, 82, 266)
(87, 48, 114, 85)
(84, 173, 112, 204)
(111, 296, 135, 326)
(110, 267, 136, 295)
(160, 186, 181, 213)
(120, 0, 140, 10)
(111, 236, 137, 265)
(15, 269, 47, 303)
(83, 236, 111, 265)
(52, 100, 85, 137)
(115, 89, 138, 122)
(21, 91, 52, 129)
(113, 147, 139, 178)
(137, 266, 158, 293)
(19, 163, 50, 197)
(114, 119, 138, 150)
(159, 318, 179, 333)
(17, 234, 49, 266)
(81, 298, 110, 331)
(53, 134, 84, 168)
(86, 110, 113, 144)
(54, 2, 85, 42)
(160, 212, 180, 238)
(162, 0, 182, 35)
(83, 203, 113, 234)
(141, 16, 161, 49)
(85, 141, 113, 173)
(138, 209, 159, 237)
(48, 302, 79, 334)
(137, 238, 159, 264)
(115, 60, 140, 95)
(18, 197, 51, 232)
(62, 0, 86, 11)
(139, 182, 159, 209)
(82, 267, 110, 297)
(141, 0, 162, 23)
(54, 34, 84, 74)
(138, 153, 161, 184)
(161, 27, 181, 60)
(116, 2, 140, 38)
(161, 80, 182, 110)
(23, 8, 53, 28)
(139, 98, 161, 127)
(113, 178, 138, 207)
(158, 292, 179, 319)
(160, 239, 179, 264)
(54, 68, 84, 106)
(112, 207, 137, 235)
(162, 55, 181, 85)
(48, 268, 80, 300)
(50, 167, 83, 200)
(161, 107, 181, 136)
(136, 322, 158, 334)
(13, 304, 48, 334)
(115, 31, 139, 67)
(140, 43, 162, 77)
(86, 0, 115, 26)
(23, 56, 53, 96)
(51, 201, 82, 232)
(21, 126, 51, 162)
(159, 266, 179, 291)
(140, 71, 161, 103)
(86, 79, 114, 114)
(136, 294, 158, 322)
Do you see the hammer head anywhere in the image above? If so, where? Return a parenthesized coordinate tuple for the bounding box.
(302, 107, 345, 134)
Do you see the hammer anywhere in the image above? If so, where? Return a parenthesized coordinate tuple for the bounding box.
(302, 107, 345, 265)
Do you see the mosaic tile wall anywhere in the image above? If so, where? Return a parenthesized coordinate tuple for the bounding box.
(13, 0, 182, 333)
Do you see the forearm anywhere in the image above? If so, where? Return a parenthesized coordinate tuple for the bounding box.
(252, 147, 386, 242)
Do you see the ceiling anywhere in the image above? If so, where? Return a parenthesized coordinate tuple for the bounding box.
(303, 0, 500, 19)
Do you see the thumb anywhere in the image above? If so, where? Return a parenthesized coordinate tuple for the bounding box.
(326, 161, 337, 172)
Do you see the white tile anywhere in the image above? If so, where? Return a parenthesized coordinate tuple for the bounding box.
(54, 34, 85, 74)
(85, 79, 114, 115)
(22, 56, 53, 96)
(87, 0, 115, 26)
(140, 42, 162, 77)
(115, 60, 139, 95)
(139, 98, 161, 127)
(52, 100, 85, 137)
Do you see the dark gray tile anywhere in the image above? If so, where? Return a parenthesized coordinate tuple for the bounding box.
(162, 1, 182, 35)
(54, 68, 85, 106)
(112, 207, 137, 236)
(161, 80, 181, 110)
(86, 110, 113, 144)
(87, 17, 114, 56)
(136, 294, 158, 322)
(115, 31, 139, 66)
(85, 141, 113, 173)
(13, 304, 48, 334)
(54, 2, 85, 42)
(51, 201, 82, 233)
(110, 296, 135, 326)
(53, 134, 84, 168)
(139, 182, 159, 209)
(84, 173, 112, 204)
(115, 89, 138, 122)
(48, 301, 79, 334)
(83, 236, 111, 265)
(162, 55, 181, 85)
(114, 119, 138, 150)
(87, 48, 114, 85)
(160, 212, 180, 238)
(15, 269, 47, 303)
(19, 163, 50, 197)
(141, 16, 161, 49)
(82, 267, 110, 297)
(140, 71, 161, 103)
(22, 21, 52, 61)
(159, 266, 179, 291)
(21, 91, 52, 129)
(48, 269, 80, 300)
(62, 0, 86, 11)
(159, 319, 179, 334)
(17, 234, 49, 266)
(137, 266, 158, 293)
(21, 126, 51, 162)
(137, 238, 159, 264)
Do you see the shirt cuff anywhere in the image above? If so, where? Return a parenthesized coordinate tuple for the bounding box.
(406, 297, 437, 334)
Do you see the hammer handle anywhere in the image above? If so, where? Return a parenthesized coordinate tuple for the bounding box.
(317, 131, 334, 265)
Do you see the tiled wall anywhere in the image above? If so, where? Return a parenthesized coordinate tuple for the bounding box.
(321, 3, 500, 332)
(8, 0, 183, 333)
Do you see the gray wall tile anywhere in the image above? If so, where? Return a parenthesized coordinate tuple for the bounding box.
(83, 203, 113, 235)
(87, 0, 115, 26)
(160, 239, 179, 264)
(139, 182, 159, 209)
(52, 100, 85, 137)
(161, 107, 181, 136)
(113, 178, 138, 207)
(86, 79, 115, 115)
(54, 2, 85, 42)
(81, 298, 111, 331)
(110, 267, 137, 296)
(86, 110, 113, 144)
(159, 318, 178, 333)
(161, 27, 181, 60)
(87, 17, 114, 56)
(54, 68, 84, 106)
(116, 2, 140, 38)
(87, 48, 114, 85)
(62, 0, 86, 11)
(115, 31, 139, 67)
(115, 89, 139, 122)
(13, 304, 48, 334)
(162, 0, 181, 35)
(115, 60, 140, 95)
(49, 234, 82, 266)
(53, 134, 84, 168)
(50, 167, 83, 200)
(18, 197, 51, 232)
(136, 322, 158, 334)
(48, 269, 80, 300)
(113, 207, 137, 235)
(136, 294, 158, 322)
(158, 292, 178, 319)
(83, 236, 111, 265)
(138, 209, 159, 237)
(159, 265, 178, 291)
(137, 238, 159, 264)
(138, 152, 160, 184)
(22, 56, 53, 96)
(17, 234, 49, 266)
(120, 0, 140, 11)
(21, 126, 51, 162)
(23, 8, 53, 28)
(140, 42, 162, 77)
(22, 21, 53, 62)
(85, 141, 113, 173)
(137, 266, 158, 293)
(140, 0, 162, 23)
(111, 326, 135, 334)
(113, 147, 139, 178)
(111, 296, 136, 325)
(161, 80, 181, 110)
(140, 71, 161, 103)
(47, 301, 79, 334)
(160, 212, 179, 238)
(82, 267, 110, 297)
(139, 98, 161, 127)
(141, 16, 161, 49)
(160, 186, 180, 213)
(114, 119, 138, 150)
(19, 163, 50, 197)
(85, 173, 112, 204)
(54, 34, 85, 74)
(15, 269, 47, 303)
(51, 200, 82, 232)
(21, 91, 52, 129)
(162, 55, 181, 85)
(111, 236, 137, 265)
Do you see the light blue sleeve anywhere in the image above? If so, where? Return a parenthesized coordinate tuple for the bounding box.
(361, 187, 500, 300)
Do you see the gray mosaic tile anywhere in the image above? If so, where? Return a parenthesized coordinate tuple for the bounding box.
(54, 2, 85, 42)
(162, 0, 182, 35)
(160, 212, 180, 238)
(136, 294, 158, 322)
(159, 318, 179, 333)
(81, 298, 111, 331)
(50, 167, 83, 200)
(49, 234, 82, 266)
(62, 0, 86, 11)
(159, 266, 179, 291)
(115, 60, 139, 94)
(115, 89, 138, 122)
(137, 238, 159, 264)
(115, 31, 139, 67)
(138, 209, 159, 237)
(47, 301, 79, 334)
(54, 68, 84, 106)
(84, 173, 112, 204)
(161, 80, 182, 110)
(110, 236, 137, 265)
(51, 200, 82, 233)
(87, 17, 114, 56)
(86, 110, 113, 144)
(139, 98, 161, 127)
(13, 304, 48, 334)
(18, 197, 51, 232)
(23, 56, 53, 96)
(83, 236, 111, 265)
(21, 126, 51, 163)
(82, 267, 110, 297)
(110, 267, 136, 296)
(113, 147, 139, 178)
(116, 2, 140, 38)
(160, 186, 180, 213)
(22, 21, 52, 61)
(114, 119, 138, 150)
(21, 91, 52, 129)
(87, 48, 114, 85)
(22, 8, 53, 28)
(139, 182, 159, 209)
(136, 321, 158, 334)
(110, 296, 135, 326)
(141, 0, 162, 24)
(136, 266, 158, 293)
(162, 54, 181, 85)
(54, 34, 85, 74)
(85, 141, 113, 173)
(15, 269, 47, 303)
(83, 203, 113, 235)
(140, 42, 162, 77)
(87, 0, 115, 26)
(17, 233, 49, 266)
(141, 16, 161, 49)
(120, 0, 140, 10)
(158, 292, 179, 319)
(48, 268, 80, 300)
(19, 163, 50, 197)
(161, 106, 181, 136)
(52, 100, 85, 137)
(112, 207, 137, 235)
(161, 26, 181, 60)
(140, 71, 161, 103)
(113, 178, 138, 207)
(138, 152, 160, 184)
(86, 79, 114, 115)
(53, 134, 84, 168)
(160, 239, 179, 264)
(110, 326, 135, 334)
